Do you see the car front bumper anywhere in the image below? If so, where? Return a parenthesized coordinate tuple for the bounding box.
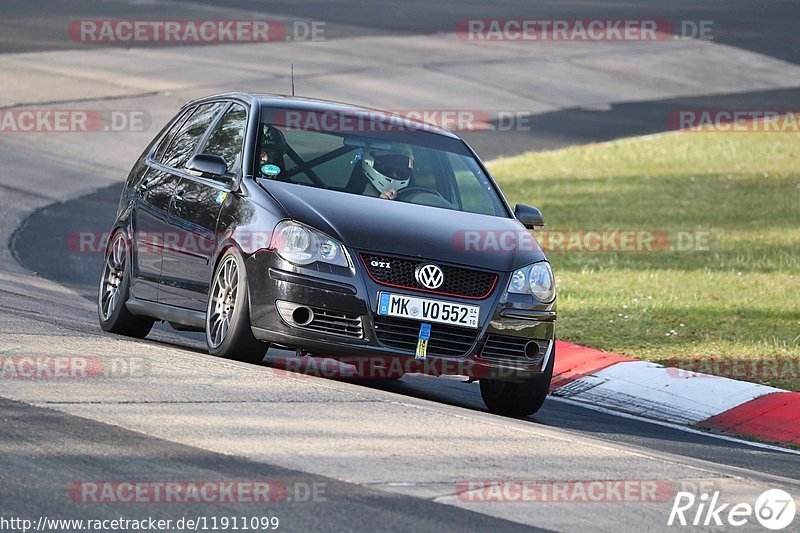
(245, 249, 556, 380)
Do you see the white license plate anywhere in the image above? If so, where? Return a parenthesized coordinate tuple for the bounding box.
(377, 292, 480, 329)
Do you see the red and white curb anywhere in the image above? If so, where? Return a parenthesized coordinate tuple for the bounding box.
(551, 341, 800, 447)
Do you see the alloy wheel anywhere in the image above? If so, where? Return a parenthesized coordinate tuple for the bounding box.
(99, 233, 127, 321)
(207, 256, 239, 348)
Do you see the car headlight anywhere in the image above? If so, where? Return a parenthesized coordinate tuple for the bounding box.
(507, 261, 555, 302)
(271, 220, 350, 267)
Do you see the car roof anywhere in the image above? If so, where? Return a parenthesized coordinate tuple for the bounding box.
(184, 92, 462, 140)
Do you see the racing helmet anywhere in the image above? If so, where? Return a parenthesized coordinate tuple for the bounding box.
(362, 144, 414, 193)
(260, 124, 287, 166)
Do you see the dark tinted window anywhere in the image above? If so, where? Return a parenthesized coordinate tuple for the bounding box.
(279, 129, 351, 188)
(256, 108, 507, 216)
(162, 102, 226, 169)
(448, 152, 504, 216)
(153, 108, 192, 163)
(202, 104, 248, 174)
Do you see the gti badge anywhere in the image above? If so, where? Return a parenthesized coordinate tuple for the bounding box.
(370, 260, 391, 269)
(415, 264, 444, 290)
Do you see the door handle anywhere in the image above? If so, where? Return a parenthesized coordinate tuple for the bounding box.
(174, 193, 185, 203)
(139, 179, 152, 193)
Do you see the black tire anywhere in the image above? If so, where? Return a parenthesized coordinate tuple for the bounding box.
(480, 343, 555, 417)
(98, 231, 154, 338)
(205, 248, 268, 363)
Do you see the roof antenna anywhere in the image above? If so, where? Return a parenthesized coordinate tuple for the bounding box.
(290, 63, 295, 96)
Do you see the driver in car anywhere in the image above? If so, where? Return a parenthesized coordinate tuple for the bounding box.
(258, 124, 287, 178)
(361, 145, 414, 200)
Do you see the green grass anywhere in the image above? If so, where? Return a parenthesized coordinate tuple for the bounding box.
(488, 129, 800, 390)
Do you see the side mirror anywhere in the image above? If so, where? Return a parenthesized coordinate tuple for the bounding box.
(186, 154, 229, 180)
(514, 204, 545, 230)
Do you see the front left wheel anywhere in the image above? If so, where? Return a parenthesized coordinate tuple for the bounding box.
(479, 343, 555, 417)
(98, 231, 154, 338)
(205, 248, 268, 363)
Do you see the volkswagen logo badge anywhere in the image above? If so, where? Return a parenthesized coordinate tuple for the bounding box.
(415, 264, 444, 290)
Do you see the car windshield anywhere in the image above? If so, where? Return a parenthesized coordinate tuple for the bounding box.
(255, 106, 508, 217)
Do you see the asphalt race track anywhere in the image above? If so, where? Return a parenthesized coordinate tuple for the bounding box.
(3, 0, 799, 64)
(2, 1, 800, 531)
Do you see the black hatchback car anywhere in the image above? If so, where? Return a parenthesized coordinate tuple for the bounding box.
(99, 92, 557, 416)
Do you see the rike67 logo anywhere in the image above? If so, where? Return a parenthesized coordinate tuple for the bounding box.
(669, 489, 796, 530)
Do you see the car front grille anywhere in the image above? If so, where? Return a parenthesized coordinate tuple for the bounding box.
(372, 316, 478, 357)
(302, 307, 363, 339)
(479, 336, 549, 367)
(360, 253, 498, 299)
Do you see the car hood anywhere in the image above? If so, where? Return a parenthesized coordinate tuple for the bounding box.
(261, 181, 546, 272)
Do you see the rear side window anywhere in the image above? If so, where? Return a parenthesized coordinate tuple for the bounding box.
(162, 102, 226, 169)
(201, 104, 248, 174)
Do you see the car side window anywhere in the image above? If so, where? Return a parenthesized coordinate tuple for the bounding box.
(201, 104, 248, 175)
(162, 102, 226, 169)
(153, 108, 193, 164)
(447, 152, 504, 216)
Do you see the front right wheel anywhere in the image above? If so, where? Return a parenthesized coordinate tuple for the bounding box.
(205, 248, 268, 364)
(480, 343, 555, 417)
